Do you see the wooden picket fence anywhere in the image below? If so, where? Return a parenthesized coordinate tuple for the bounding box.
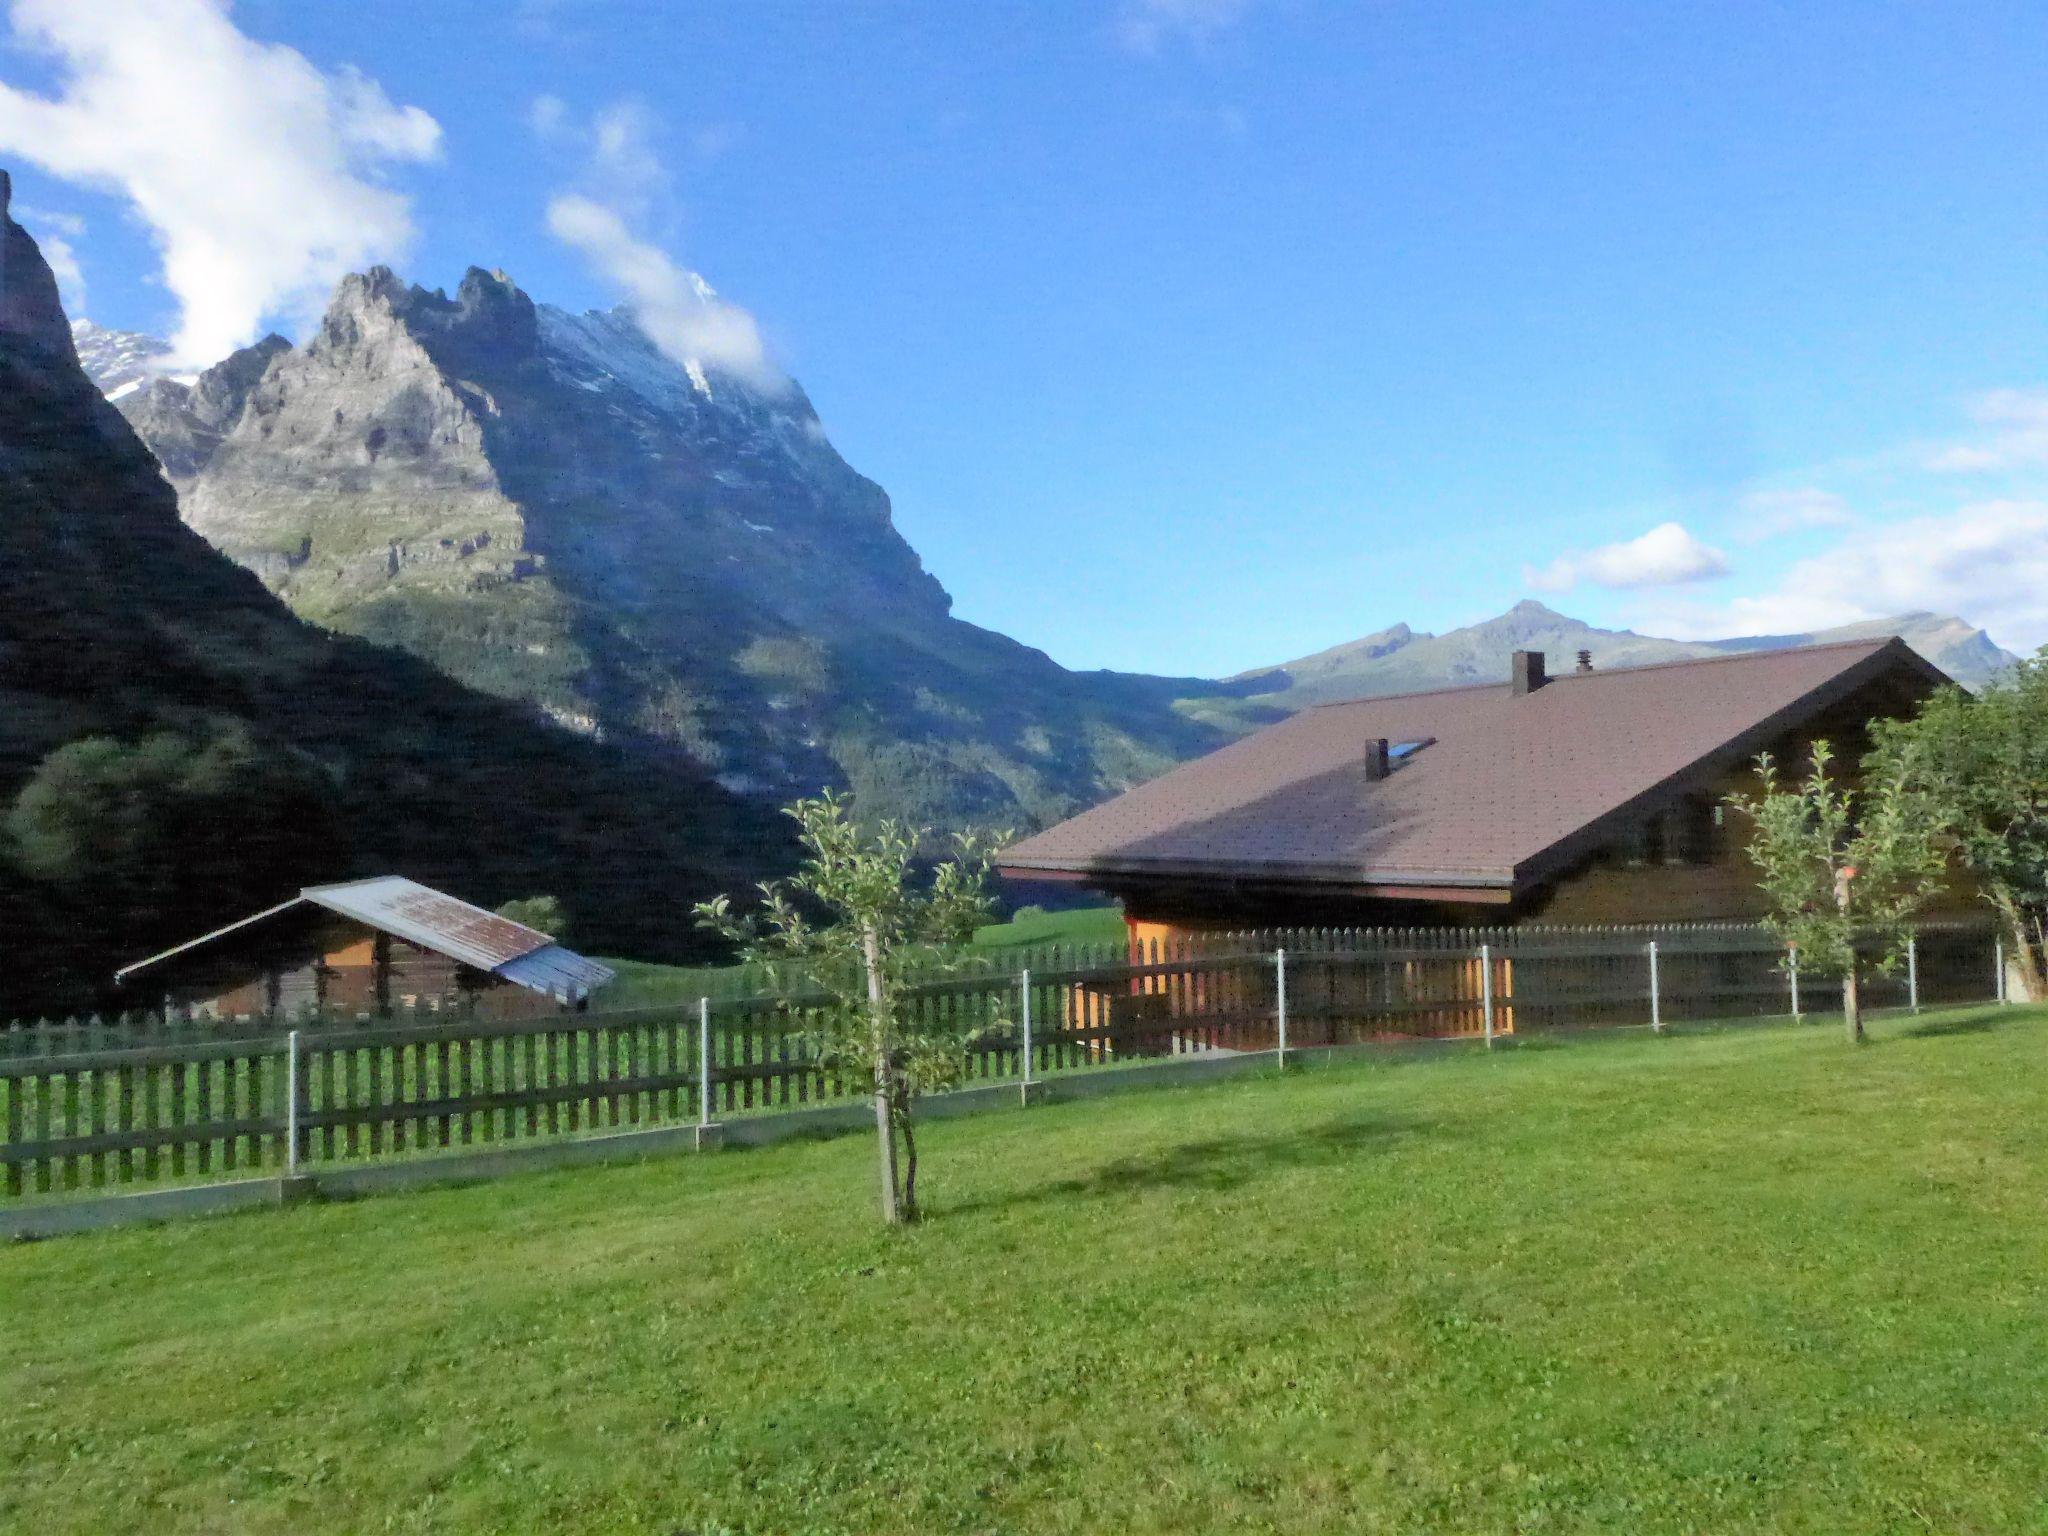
(0, 920, 2006, 1202)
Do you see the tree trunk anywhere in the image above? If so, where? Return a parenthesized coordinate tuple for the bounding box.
(863, 924, 901, 1225)
(1842, 964, 1864, 1044)
(1990, 893, 2047, 1003)
(897, 1094, 920, 1224)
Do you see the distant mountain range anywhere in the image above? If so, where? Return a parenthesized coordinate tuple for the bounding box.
(1216, 600, 2016, 717)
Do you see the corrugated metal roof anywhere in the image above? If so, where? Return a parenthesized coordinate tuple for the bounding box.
(496, 944, 617, 1003)
(999, 639, 1951, 894)
(301, 877, 550, 972)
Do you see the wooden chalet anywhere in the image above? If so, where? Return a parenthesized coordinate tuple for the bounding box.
(116, 877, 616, 1020)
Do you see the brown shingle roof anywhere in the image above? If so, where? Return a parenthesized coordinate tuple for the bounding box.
(999, 638, 1949, 894)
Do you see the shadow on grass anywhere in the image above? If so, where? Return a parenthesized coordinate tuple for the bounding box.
(1894, 1006, 2015, 1041)
(944, 1111, 1441, 1218)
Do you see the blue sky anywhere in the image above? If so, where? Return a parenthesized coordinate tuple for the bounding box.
(5, 0, 2048, 674)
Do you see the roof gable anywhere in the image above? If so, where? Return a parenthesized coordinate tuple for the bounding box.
(1000, 639, 1950, 893)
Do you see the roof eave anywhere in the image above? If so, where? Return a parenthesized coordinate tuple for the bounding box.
(115, 896, 311, 985)
(997, 856, 1515, 894)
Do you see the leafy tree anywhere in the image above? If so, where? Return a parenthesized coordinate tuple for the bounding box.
(496, 895, 568, 940)
(6, 726, 342, 977)
(696, 792, 1006, 1224)
(1870, 655, 2048, 1002)
(1727, 741, 1948, 1041)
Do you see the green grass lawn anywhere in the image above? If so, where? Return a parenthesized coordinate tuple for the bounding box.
(5, 1005, 2046, 1534)
(598, 902, 1125, 1005)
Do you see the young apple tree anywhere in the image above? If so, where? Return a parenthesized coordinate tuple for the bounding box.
(1869, 653, 2048, 1002)
(1727, 740, 1947, 1042)
(696, 792, 1007, 1225)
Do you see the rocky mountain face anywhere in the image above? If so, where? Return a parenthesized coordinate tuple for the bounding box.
(0, 172, 785, 1014)
(1228, 599, 2018, 711)
(111, 264, 1223, 830)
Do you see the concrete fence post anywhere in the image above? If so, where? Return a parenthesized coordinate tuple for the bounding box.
(1019, 968, 1034, 1092)
(1480, 943, 1495, 1048)
(1789, 946, 1801, 1021)
(1275, 948, 1288, 1068)
(698, 996, 714, 1129)
(1648, 941, 1662, 1033)
(1907, 935, 1920, 1014)
(285, 1028, 301, 1178)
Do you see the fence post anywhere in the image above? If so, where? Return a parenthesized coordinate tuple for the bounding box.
(1789, 945, 1801, 1021)
(1480, 943, 1495, 1048)
(1019, 968, 1034, 1097)
(285, 1028, 302, 1178)
(1996, 937, 2008, 1003)
(1275, 948, 1288, 1067)
(1907, 935, 1920, 1014)
(1648, 941, 1662, 1033)
(697, 996, 714, 1130)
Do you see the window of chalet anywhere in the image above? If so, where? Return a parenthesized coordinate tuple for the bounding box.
(1621, 797, 1716, 868)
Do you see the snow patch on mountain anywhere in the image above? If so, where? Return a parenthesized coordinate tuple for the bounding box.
(70, 319, 175, 396)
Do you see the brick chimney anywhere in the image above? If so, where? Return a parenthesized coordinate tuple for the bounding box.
(1363, 737, 1390, 781)
(1511, 650, 1547, 695)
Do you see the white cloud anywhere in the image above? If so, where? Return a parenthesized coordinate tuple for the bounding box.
(1117, 0, 1257, 53)
(1926, 388, 2048, 473)
(1734, 487, 1853, 543)
(528, 93, 569, 137)
(0, 0, 440, 366)
(536, 97, 782, 392)
(1658, 501, 2048, 650)
(1525, 521, 1731, 593)
(546, 195, 779, 390)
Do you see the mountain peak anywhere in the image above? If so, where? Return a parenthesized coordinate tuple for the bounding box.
(0, 165, 80, 369)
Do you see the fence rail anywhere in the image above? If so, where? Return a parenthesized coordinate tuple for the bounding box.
(0, 919, 2007, 1203)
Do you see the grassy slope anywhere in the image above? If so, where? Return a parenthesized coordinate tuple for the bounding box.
(5, 1006, 2046, 1535)
(599, 903, 1127, 1005)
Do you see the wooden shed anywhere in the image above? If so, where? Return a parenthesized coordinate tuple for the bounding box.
(116, 877, 615, 1020)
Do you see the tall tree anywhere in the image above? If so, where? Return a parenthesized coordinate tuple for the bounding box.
(1727, 741, 1947, 1042)
(1870, 654, 2048, 1002)
(696, 793, 1006, 1224)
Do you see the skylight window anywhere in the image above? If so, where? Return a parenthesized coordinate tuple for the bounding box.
(1389, 738, 1435, 762)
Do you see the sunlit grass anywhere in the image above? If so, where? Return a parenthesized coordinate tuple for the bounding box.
(4, 1004, 2045, 1534)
